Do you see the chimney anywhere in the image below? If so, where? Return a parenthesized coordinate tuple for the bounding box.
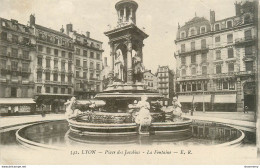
(66, 24, 73, 35)
(235, 2, 242, 16)
(86, 31, 90, 38)
(210, 10, 215, 23)
(30, 14, 35, 26)
(60, 25, 64, 33)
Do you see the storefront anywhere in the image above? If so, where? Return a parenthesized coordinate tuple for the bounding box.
(0, 98, 36, 116)
(213, 94, 237, 112)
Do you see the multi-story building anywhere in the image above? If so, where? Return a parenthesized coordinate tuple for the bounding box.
(66, 24, 104, 99)
(156, 66, 174, 105)
(175, 0, 257, 112)
(29, 15, 75, 112)
(0, 18, 36, 114)
(143, 70, 158, 91)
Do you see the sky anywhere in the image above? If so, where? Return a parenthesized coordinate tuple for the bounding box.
(0, 0, 238, 73)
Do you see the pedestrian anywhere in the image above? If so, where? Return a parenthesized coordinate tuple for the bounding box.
(244, 106, 248, 113)
(41, 104, 46, 117)
(8, 106, 11, 115)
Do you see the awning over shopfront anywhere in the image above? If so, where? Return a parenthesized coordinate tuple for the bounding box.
(0, 98, 36, 105)
(193, 95, 211, 103)
(214, 94, 236, 103)
(178, 95, 194, 103)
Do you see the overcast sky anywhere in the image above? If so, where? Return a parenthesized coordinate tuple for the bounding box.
(0, 0, 238, 73)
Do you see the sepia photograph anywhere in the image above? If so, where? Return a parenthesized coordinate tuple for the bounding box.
(0, 0, 259, 166)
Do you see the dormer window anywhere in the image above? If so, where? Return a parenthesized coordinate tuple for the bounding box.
(190, 28, 196, 36)
(227, 20, 233, 28)
(200, 26, 206, 34)
(215, 24, 220, 31)
(180, 31, 186, 39)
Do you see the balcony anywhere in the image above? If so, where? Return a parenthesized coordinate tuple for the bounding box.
(235, 36, 256, 46)
(243, 53, 256, 62)
(176, 45, 210, 56)
(158, 80, 168, 83)
(235, 70, 256, 76)
(20, 55, 31, 61)
(21, 68, 31, 73)
(177, 74, 209, 81)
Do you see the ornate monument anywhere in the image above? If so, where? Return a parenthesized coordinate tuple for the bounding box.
(104, 0, 148, 84)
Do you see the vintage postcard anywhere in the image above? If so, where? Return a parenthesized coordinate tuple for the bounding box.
(0, 0, 259, 166)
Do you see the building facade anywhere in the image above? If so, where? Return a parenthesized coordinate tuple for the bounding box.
(175, 0, 257, 112)
(156, 66, 174, 105)
(66, 24, 104, 99)
(143, 70, 158, 91)
(0, 18, 36, 114)
(0, 15, 104, 114)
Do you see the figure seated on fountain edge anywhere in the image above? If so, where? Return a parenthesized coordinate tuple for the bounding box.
(161, 97, 183, 122)
(129, 95, 152, 133)
(65, 97, 83, 119)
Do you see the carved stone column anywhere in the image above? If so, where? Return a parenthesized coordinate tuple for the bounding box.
(123, 6, 126, 22)
(127, 40, 133, 83)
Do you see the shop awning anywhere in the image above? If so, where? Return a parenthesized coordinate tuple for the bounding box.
(0, 98, 36, 105)
(214, 94, 236, 103)
(178, 95, 194, 103)
(194, 95, 211, 103)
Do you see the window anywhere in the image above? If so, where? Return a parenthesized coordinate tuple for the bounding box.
(201, 27, 206, 34)
(23, 37, 29, 44)
(11, 48, 18, 57)
(37, 71, 42, 80)
(245, 30, 252, 40)
(191, 41, 195, 51)
(201, 53, 207, 62)
(217, 80, 222, 90)
(46, 59, 50, 68)
(202, 66, 207, 75)
(68, 62, 72, 71)
(90, 52, 94, 58)
(181, 57, 186, 65)
(68, 52, 73, 60)
(96, 63, 100, 70)
(47, 35, 51, 42)
(22, 50, 29, 59)
(76, 48, 80, 55)
(53, 73, 58, 81)
(244, 15, 251, 24)
(53, 87, 58, 94)
(216, 50, 221, 60)
(54, 49, 58, 56)
(182, 84, 186, 92)
(187, 84, 191, 91)
(228, 48, 234, 58)
(1, 46, 7, 55)
(245, 46, 253, 56)
(11, 61, 18, 71)
(37, 86, 42, 93)
(83, 60, 87, 68)
(62, 40, 65, 46)
(45, 72, 50, 81)
(181, 69, 186, 76)
(215, 36, 220, 43)
(76, 71, 80, 78)
(54, 59, 58, 68)
(190, 28, 195, 36)
(191, 55, 196, 63)
(62, 51, 65, 57)
(192, 84, 197, 91)
(227, 34, 233, 43)
(68, 75, 72, 83)
(223, 81, 228, 89)
(215, 24, 220, 31)
(38, 45, 43, 52)
(96, 54, 100, 60)
(90, 62, 94, 69)
(191, 67, 196, 75)
(83, 72, 87, 79)
(12, 34, 18, 43)
(68, 88, 72, 94)
(201, 39, 206, 49)
(83, 50, 88, 57)
(76, 59, 80, 66)
(181, 32, 185, 38)
(204, 83, 207, 91)
(54, 38, 58, 44)
(61, 61, 65, 70)
(46, 87, 50, 93)
(216, 64, 222, 74)
(1, 60, 6, 69)
(96, 85, 100, 92)
(90, 73, 94, 79)
(61, 88, 65, 94)
(37, 57, 42, 66)
(46, 47, 51, 54)
(181, 44, 185, 53)
(11, 87, 17, 97)
(227, 21, 232, 28)
(229, 80, 235, 90)
(245, 61, 253, 71)
(197, 83, 202, 90)
(61, 74, 65, 82)
(1, 32, 7, 40)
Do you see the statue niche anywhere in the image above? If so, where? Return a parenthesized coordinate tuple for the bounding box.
(114, 45, 127, 82)
(132, 49, 144, 83)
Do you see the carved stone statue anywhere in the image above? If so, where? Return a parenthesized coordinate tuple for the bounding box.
(114, 50, 125, 81)
(132, 53, 144, 83)
(64, 97, 82, 119)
